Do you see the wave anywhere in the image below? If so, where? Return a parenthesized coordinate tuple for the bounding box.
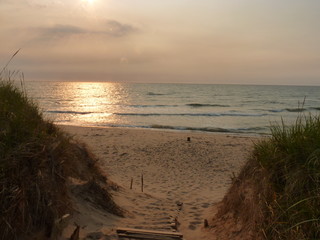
(114, 112, 267, 117)
(268, 109, 285, 113)
(99, 123, 268, 134)
(186, 103, 230, 108)
(151, 125, 232, 132)
(264, 100, 283, 104)
(149, 125, 268, 134)
(269, 108, 311, 113)
(285, 108, 306, 112)
(147, 92, 166, 96)
(129, 104, 178, 108)
(46, 110, 93, 115)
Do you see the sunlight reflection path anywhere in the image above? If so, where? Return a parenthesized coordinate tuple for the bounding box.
(56, 82, 129, 126)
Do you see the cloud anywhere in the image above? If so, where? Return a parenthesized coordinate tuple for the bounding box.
(1, 0, 52, 9)
(105, 20, 139, 37)
(39, 24, 85, 39)
(35, 20, 139, 41)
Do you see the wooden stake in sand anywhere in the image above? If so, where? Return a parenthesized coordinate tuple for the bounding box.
(141, 174, 144, 192)
(130, 177, 133, 190)
(204, 219, 209, 228)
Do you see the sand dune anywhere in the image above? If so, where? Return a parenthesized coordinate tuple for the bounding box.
(60, 126, 259, 240)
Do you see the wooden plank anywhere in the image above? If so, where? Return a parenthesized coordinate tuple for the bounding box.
(117, 233, 181, 240)
(116, 227, 183, 240)
(117, 228, 183, 236)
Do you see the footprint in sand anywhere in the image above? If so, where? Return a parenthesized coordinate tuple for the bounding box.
(188, 224, 197, 230)
(192, 213, 202, 217)
(201, 202, 210, 208)
(85, 231, 104, 239)
(190, 221, 202, 225)
(132, 211, 146, 216)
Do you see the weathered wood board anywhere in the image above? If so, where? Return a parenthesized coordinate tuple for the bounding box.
(116, 227, 184, 240)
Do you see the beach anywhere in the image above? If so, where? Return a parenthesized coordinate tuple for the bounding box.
(60, 125, 260, 240)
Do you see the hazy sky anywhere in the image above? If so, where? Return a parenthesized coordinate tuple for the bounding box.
(1, 0, 320, 85)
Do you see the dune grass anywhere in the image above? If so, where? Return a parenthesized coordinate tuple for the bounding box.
(253, 114, 320, 239)
(0, 72, 76, 239)
(0, 72, 122, 239)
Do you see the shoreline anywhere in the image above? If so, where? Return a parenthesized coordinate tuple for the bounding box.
(57, 123, 269, 137)
(60, 125, 262, 239)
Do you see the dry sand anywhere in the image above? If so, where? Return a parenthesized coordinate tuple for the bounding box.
(60, 125, 260, 240)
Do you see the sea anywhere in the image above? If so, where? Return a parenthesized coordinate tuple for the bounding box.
(23, 81, 320, 135)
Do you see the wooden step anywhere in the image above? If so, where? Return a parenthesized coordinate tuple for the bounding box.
(116, 227, 184, 240)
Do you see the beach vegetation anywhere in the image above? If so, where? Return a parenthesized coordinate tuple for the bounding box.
(211, 112, 320, 240)
(0, 71, 122, 239)
(253, 113, 320, 239)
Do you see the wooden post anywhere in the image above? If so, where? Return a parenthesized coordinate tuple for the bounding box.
(130, 177, 133, 189)
(141, 174, 144, 192)
(187, 137, 191, 142)
(204, 219, 209, 228)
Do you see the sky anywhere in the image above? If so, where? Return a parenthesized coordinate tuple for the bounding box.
(1, 0, 320, 85)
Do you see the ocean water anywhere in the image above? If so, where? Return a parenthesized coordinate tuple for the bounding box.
(23, 81, 320, 135)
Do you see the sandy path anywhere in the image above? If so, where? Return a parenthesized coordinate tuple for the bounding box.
(61, 126, 259, 240)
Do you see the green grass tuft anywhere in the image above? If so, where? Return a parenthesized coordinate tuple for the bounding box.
(253, 113, 320, 239)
